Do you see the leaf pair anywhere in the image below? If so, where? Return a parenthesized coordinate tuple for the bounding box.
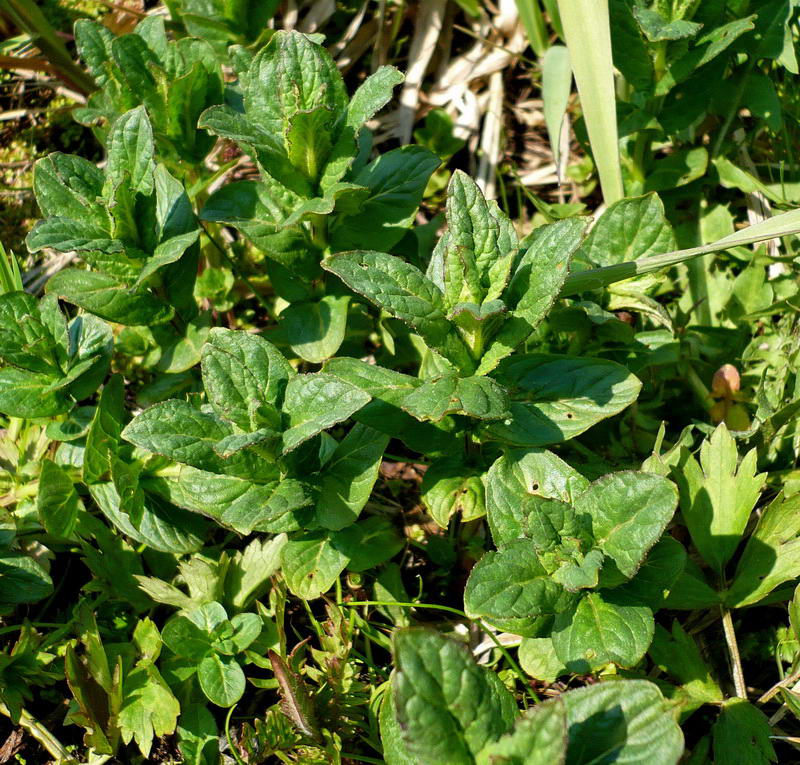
(29, 108, 200, 325)
(325, 171, 586, 376)
(162, 601, 261, 707)
(0, 291, 111, 418)
(465, 449, 680, 672)
(384, 628, 684, 765)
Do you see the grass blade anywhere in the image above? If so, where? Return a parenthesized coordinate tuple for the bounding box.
(556, 0, 623, 204)
(561, 208, 800, 295)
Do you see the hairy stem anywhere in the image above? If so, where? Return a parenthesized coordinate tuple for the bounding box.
(721, 608, 747, 698)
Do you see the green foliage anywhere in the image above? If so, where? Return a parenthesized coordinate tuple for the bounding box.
(3, 7, 800, 765)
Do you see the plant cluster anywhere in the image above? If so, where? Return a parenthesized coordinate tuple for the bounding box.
(2, 2, 800, 764)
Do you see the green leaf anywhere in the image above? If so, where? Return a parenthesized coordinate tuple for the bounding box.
(331, 516, 404, 572)
(676, 423, 766, 574)
(32, 153, 109, 233)
(38, 459, 79, 538)
(422, 457, 486, 529)
(201, 327, 293, 431)
(633, 7, 702, 41)
(379, 690, 416, 765)
(542, 45, 572, 170)
(315, 424, 389, 530)
(281, 294, 349, 364)
(643, 147, 708, 192)
(122, 400, 273, 479)
(323, 357, 457, 455)
(562, 679, 684, 764)
(464, 539, 578, 636)
(486, 355, 641, 447)
(322, 250, 473, 372)
(197, 652, 245, 707)
(392, 628, 516, 765)
(476, 699, 567, 765)
(0, 291, 61, 374)
(225, 534, 288, 611)
(649, 621, 724, 707)
(712, 699, 776, 765)
(551, 591, 653, 672)
(106, 106, 156, 196)
(402, 374, 511, 422)
(613, 535, 686, 609)
(280, 373, 371, 454)
(519, 637, 567, 684)
(485, 448, 590, 547)
(119, 665, 180, 757)
(89, 482, 206, 554)
(0, 367, 69, 419)
(219, 479, 314, 535)
(281, 532, 350, 599)
(135, 229, 200, 287)
(726, 492, 800, 607)
(656, 16, 756, 94)
(574, 194, 675, 268)
(575, 471, 678, 579)
(430, 170, 517, 310)
(217, 613, 262, 654)
(26, 218, 120, 255)
(0, 551, 54, 605)
(176, 704, 218, 765)
(83, 375, 124, 485)
(330, 146, 439, 251)
(46, 270, 174, 326)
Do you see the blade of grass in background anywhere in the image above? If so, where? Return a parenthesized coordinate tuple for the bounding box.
(516, 0, 549, 56)
(0, 0, 96, 95)
(542, 44, 572, 175)
(0, 242, 23, 294)
(561, 208, 800, 295)
(556, 0, 624, 204)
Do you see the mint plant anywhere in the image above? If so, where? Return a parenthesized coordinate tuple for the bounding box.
(198, 30, 440, 361)
(28, 107, 200, 327)
(74, 16, 224, 168)
(3, 4, 800, 763)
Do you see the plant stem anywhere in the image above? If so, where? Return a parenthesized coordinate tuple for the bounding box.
(198, 221, 276, 320)
(0, 702, 78, 764)
(721, 608, 747, 698)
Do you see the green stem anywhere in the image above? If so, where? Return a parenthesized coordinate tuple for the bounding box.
(721, 608, 747, 698)
(0, 702, 78, 764)
(712, 59, 755, 159)
(338, 600, 535, 704)
(198, 222, 276, 320)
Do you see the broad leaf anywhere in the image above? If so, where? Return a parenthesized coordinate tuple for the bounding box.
(315, 424, 389, 530)
(726, 492, 800, 607)
(486, 355, 641, 447)
(551, 592, 653, 672)
(476, 699, 567, 765)
(392, 628, 516, 765)
(464, 539, 578, 636)
(280, 373, 371, 454)
(676, 423, 765, 574)
(485, 449, 590, 547)
(575, 471, 678, 579)
(281, 532, 350, 599)
(201, 327, 293, 430)
(197, 652, 245, 707)
(562, 680, 684, 764)
(402, 374, 511, 422)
